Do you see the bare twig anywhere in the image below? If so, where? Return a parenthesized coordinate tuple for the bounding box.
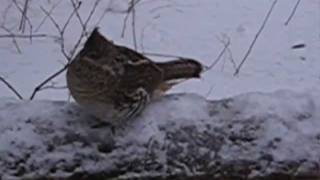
(41, 6, 69, 60)
(131, 0, 138, 50)
(29, 64, 70, 100)
(35, 0, 62, 32)
(29, 3, 77, 99)
(70, 0, 101, 37)
(0, 76, 23, 100)
(68, 0, 101, 58)
(12, 39, 21, 53)
(40, 3, 83, 61)
(216, 35, 237, 71)
(1, 26, 22, 53)
(149, 4, 173, 14)
(121, 11, 131, 37)
(145, 36, 229, 74)
(70, 0, 86, 33)
(19, 0, 30, 32)
(1, 2, 14, 26)
(139, 22, 152, 52)
(0, 33, 55, 39)
(226, 46, 237, 70)
(30, 0, 100, 100)
(121, 0, 141, 38)
(12, 0, 33, 36)
(205, 39, 230, 72)
(83, 0, 101, 29)
(234, 0, 278, 76)
(205, 85, 214, 98)
(62, 2, 82, 33)
(40, 6, 62, 33)
(96, 1, 130, 25)
(284, 0, 301, 26)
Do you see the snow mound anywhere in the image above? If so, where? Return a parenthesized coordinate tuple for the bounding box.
(0, 90, 320, 179)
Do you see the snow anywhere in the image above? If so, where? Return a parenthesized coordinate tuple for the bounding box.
(218, 90, 320, 162)
(0, 0, 319, 100)
(0, 90, 320, 179)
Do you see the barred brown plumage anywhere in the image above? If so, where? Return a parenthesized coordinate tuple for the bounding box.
(66, 28, 203, 126)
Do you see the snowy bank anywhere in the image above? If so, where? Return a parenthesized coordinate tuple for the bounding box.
(0, 90, 320, 180)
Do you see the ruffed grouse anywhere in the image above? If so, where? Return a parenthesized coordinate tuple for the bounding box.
(66, 28, 203, 126)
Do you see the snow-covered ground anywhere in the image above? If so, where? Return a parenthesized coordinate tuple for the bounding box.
(0, 0, 319, 100)
(1, 91, 320, 179)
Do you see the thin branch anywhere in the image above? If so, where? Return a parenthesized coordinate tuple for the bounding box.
(41, 7, 69, 60)
(226, 46, 237, 70)
(121, 11, 130, 37)
(61, 1, 83, 60)
(1, 26, 22, 53)
(29, 64, 70, 100)
(68, 0, 97, 59)
(216, 35, 237, 71)
(34, 0, 62, 32)
(131, 0, 138, 50)
(69, 31, 87, 60)
(284, 0, 301, 26)
(62, 2, 82, 33)
(70, 0, 100, 37)
(40, 6, 62, 32)
(12, 38, 21, 53)
(70, 0, 86, 34)
(0, 34, 55, 38)
(84, 0, 101, 28)
(234, 0, 278, 76)
(205, 39, 230, 71)
(0, 76, 23, 100)
(121, 0, 141, 38)
(19, 0, 30, 32)
(205, 85, 214, 98)
(29, 0, 99, 99)
(96, 1, 129, 25)
(1, 2, 14, 27)
(139, 22, 152, 52)
(149, 4, 173, 14)
(12, 0, 33, 36)
(40, 5, 80, 61)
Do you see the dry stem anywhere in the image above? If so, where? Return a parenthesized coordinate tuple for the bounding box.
(234, 0, 278, 76)
(0, 76, 23, 100)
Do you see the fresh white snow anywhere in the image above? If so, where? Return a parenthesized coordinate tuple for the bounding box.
(0, 90, 320, 178)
